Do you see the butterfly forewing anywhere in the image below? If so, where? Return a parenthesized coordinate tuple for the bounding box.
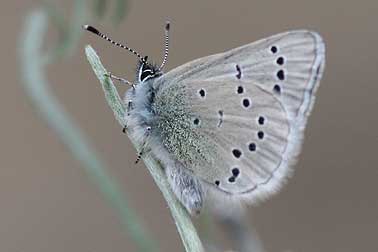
(154, 30, 325, 202)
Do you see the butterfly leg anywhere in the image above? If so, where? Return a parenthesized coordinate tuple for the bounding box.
(135, 126, 151, 164)
(104, 72, 135, 89)
(165, 164, 204, 215)
(121, 100, 134, 133)
(127, 100, 133, 115)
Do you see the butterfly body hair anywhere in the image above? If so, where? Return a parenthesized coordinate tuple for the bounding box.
(124, 72, 205, 215)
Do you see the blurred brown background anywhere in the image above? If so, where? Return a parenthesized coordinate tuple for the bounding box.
(2, 0, 378, 251)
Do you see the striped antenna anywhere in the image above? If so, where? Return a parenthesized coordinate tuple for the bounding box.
(158, 21, 170, 71)
(83, 25, 147, 64)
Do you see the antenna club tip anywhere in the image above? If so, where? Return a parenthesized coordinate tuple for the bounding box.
(82, 25, 100, 35)
(165, 22, 170, 31)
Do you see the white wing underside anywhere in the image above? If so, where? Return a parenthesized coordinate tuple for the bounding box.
(153, 30, 325, 203)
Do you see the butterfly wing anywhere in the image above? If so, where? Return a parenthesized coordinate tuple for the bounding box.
(153, 30, 325, 202)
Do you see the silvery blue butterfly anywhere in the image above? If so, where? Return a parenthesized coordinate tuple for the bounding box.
(84, 21, 325, 215)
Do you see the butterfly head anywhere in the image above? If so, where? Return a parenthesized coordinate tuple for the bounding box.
(137, 56, 162, 83)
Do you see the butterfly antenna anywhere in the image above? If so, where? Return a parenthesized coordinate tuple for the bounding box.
(83, 25, 147, 64)
(158, 20, 170, 71)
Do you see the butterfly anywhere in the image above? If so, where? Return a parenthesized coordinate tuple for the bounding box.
(84, 21, 325, 215)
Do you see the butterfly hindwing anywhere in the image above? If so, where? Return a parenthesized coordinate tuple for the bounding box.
(153, 30, 325, 202)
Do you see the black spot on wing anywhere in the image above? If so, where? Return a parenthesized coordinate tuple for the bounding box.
(277, 70, 285, 80)
(235, 65, 242, 79)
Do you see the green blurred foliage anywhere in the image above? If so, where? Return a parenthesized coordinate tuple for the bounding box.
(19, 1, 160, 252)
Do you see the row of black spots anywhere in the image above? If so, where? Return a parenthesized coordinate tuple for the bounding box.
(235, 64, 247, 112)
(274, 59, 285, 94)
(235, 64, 245, 97)
(228, 167, 240, 183)
(237, 116, 265, 156)
(273, 69, 284, 94)
(229, 146, 243, 184)
(234, 64, 251, 108)
(229, 117, 264, 156)
(230, 148, 241, 183)
(270, 45, 285, 94)
(214, 166, 240, 186)
(257, 113, 265, 139)
(270, 46, 285, 67)
(274, 54, 285, 92)
(255, 115, 265, 150)
(256, 112, 265, 140)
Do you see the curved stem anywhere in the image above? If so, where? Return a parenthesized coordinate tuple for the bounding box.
(19, 10, 156, 252)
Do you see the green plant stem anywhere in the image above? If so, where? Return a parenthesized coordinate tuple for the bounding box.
(93, 0, 107, 19)
(19, 10, 156, 252)
(85, 45, 205, 252)
(113, 0, 129, 25)
(44, 0, 87, 64)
